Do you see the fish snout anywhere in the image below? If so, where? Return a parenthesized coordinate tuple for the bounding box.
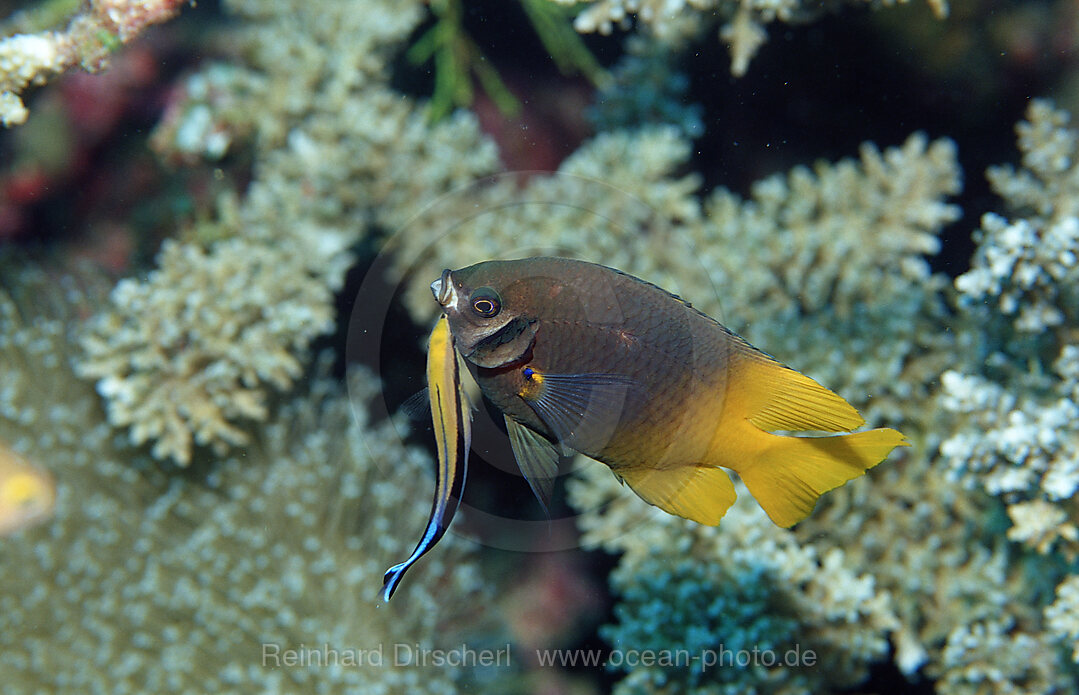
(431, 269, 457, 308)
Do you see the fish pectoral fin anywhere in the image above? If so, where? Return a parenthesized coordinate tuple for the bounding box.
(399, 388, 430, 420)
(616, 465, 737, 526)
(730, 343, 865, 433)
(505, 415, 559, 517)
(522, 372, 636, 453)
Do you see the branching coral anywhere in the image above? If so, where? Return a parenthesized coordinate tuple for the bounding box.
(0, 0, 187, 127)
(398, 126, 961, 428)
(77, 239, 335, 465)
(548, 0, 949, 77)
(0, 274, 490, 692)
(942, 101, 1079, 559)
(569, 466, 899, 694)
(85, 0, 501, 464)
(935, 101, 1079, 679)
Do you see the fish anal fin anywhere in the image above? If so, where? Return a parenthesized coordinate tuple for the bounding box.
(730, 347, 865, 433)
(738, 427, 909, 527)
(617, 465, 737, 526)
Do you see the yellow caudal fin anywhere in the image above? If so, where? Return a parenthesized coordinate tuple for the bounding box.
(737, 428, 908, 527)
(715, 338, 908, 527)
(617, 465, 737, 526)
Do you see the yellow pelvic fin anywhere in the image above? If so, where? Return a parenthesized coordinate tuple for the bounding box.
(617, 465, 737, 526)
(737, 427, 908, 527)
(730, 347, 865, 433)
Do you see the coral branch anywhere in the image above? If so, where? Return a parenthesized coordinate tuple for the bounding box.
(0, 0, 187, 127)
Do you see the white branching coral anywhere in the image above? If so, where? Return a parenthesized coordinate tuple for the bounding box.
(956, 100, 1079, 333)
(939, 99, 1079, 681)
(942, 101, 1079, 558)
(77, 240, 335, 465)
(1, 279, 490, 691)
(549, 0, 949, 77)
(1046, 575, 1079, 663)
(0, 0, 187, 127)
(940, 349, 1079, 556)
(937, 616, 1068, 695)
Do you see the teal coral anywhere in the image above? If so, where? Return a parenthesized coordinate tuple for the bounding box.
(569, 466, 899, 694)
(0, 274, 488, 692)
(602, 555, 800, 694)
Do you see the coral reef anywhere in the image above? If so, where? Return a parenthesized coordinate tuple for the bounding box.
(0, 0, 186, 126)
(941, 100, 1079, 558)
(398, 126, 961, 426)
(0, 272, 489, 692)
(77, 239, 335, 465)
(548, 0, 950, 77)
(587, 35, 703, 139)
(561, 102, 1077, 693)
(570, 467, 898, 695)
(82, 0, 500, 464)
(936, 101, 1079, 681)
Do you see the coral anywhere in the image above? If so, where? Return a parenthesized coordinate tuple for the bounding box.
(85, 0, 500, 464)
(547, 0, 949, 77)
(603, 555, 800, 694)
(1046, 575, 1079, 663)
(569, 465, 899, 694)
(588, 35, 704, 139)
(942, 101, 1079, 556)
(937, 617, 1068, 695)
(0, 273, 490, 692)
(955, 100, 1079, 336)
(77, 239, 335, 466)
(0, 0, 186, 127)
(399, 126, 961, 426)
(935, 101, 1079, 686)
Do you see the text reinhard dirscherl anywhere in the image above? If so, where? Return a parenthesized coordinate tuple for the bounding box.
(261, 643, 818, 673)
(261, 643, 511, 669)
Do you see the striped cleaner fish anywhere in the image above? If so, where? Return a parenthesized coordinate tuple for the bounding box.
(380, 314, 470, 602)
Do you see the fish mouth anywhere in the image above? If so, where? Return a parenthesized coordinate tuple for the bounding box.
(430, 269, 457, 308)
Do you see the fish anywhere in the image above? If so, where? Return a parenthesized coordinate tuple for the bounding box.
(431, 257, 908, 528)
(0, 442, 56, 536)
(380, 313, 471, 601)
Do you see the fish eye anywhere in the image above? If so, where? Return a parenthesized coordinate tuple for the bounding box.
(470, 287, 501, 318)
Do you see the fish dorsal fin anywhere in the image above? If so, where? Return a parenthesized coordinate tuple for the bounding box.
(520, 371, 635, 455)
(504, 415, 559, 517)
(616, 464, 738, 526)
(729, 341, 864, 433)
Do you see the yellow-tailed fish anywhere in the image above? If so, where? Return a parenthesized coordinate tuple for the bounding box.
(380, 312, 471, 601)
(0, 442, 56, 536)
(432, 257, 908, 528)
